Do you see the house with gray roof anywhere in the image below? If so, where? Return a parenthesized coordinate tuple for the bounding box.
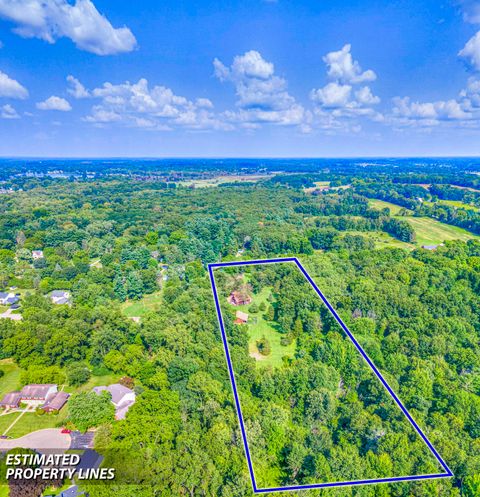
(93, 384, 136, 420)
(42, 391, 70, 412)
(0, 392, 22, 409)
(21, 384, 57, 401)
(50, 290, 71, 305)
(0, 292, 19, 306)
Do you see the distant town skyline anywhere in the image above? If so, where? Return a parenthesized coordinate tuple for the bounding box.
(1, 0, 480, 157)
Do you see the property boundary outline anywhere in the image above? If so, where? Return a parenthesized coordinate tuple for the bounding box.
(208, 257, 453, 493)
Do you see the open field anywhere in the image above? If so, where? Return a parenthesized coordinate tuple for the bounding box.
(229, 286, 296, 368)
(369, 199, 412, 215)
(122, 290, 163, 317)
(180, 174, 270, 188)
(403, 217, 477, 246)
(64, 372, 119, 394)
(341, 231, 415, 250)
(438, 200, 479, 211)
(0, 359, 21, 397)
(0, 412, 18, 435)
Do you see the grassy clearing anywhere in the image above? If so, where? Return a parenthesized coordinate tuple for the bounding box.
(438, 200, 479, 211)
(341, 231, 415, 250)
(180, 174, 269, 188)
(6, 410, 68, 438)
(0, 359, 21, 397)
(402, 217, 477, 246)
(229, 286, 296, 368)
(121, 290, 163, 317)
(369, 199, 412, 215)
(64, 372, 119, 394)
(368, 198, 479, 246)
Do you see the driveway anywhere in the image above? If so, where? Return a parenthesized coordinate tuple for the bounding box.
(0, 308, 22, 320)
(0, 429, 71, 453)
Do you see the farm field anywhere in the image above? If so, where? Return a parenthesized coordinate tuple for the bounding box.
(403, 216, 478, 245)
(369, 198, 412, 215)
(341, 230, 415, 250)
(180, 174, 270, 188)
(227, 286, 296, 368)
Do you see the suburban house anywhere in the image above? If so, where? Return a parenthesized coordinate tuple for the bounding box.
(0, 392, 22, 409)
(234, 311, 249, 324)
(50, 290, 71, 305)
(32, 250, 44, 259)
(0, 292, 19, 306)
(42, 391, 70, 412)
(21, 384, 58, 401)
(0, 384, 67, 411)
(93, 384, 136, 420)
(228, 291, 252, 306)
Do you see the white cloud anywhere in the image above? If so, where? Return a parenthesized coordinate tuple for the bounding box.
(458, 0, 480, 24)
(0, 0, 137, 55)
(67, 75, 90, 98)
(84, 78, 226, 130)
(392, 96, 472, 125)
(1, 103, 19, 118)
(323, 44, 376, 84)
(310, 45, 381, 129)
(459, 30, 480, 71)
(36, 95, 72, 111)
(0, 70, 28, 98)
(214, 50, 306, 127)
(310, 82, 352, 108)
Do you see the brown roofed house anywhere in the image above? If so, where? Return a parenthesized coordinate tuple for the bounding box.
(228, 291, 252, 306)
(42, 391, 70, 412)
(0, 392, 22, 409)
(234, 311, 249, 324)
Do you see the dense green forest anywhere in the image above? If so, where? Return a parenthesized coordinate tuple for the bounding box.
(0, 169, 479, 496)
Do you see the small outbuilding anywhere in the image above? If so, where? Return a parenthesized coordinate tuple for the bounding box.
(32, 250, 44, 259)
(234, 311, 249, 324)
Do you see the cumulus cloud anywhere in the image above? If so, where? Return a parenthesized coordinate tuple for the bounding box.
(1, 103, 19, 118)
(0, 70, 28, 98)
(0, 0, 137, 55)
(459, 31, 480, 71)
(213, 50, 306, 127)
(84, 78, 226, 130)
(323, 44, 376, 84)
(67, 75, 90, 98)
(310, 45, 381, 129)
(392, 96, 472, 126)
(36, 95, 72, 111)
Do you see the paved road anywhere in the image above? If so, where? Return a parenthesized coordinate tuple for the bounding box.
(0, 429, 71, 453)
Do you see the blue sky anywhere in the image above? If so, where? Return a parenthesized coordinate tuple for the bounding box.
(1, 0, 480, 157)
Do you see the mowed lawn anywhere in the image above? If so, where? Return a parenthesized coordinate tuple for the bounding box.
(6, 410, 68, 439)
(0, 359, 21, 397)
(369, 199, 412, 215)
(402, 217, 477, 246)
(230, 286, 296, 368)
(369, 198, 479, 246)
(122, 290, 163, 317)
(0, 412, 18, 435)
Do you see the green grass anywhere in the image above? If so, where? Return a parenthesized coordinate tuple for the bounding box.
(121, 291, 163, 318)
(340, 231, 414, 250)
(64, 372, 119, 394)
(368, 198, 479, 246)
(231, 287, 296, 368)
(369, 199, 412, 215)
(0, 412, 20, 435)
(0, 360, 21, 397)
(438, 200, 479, 211)
(6, 410, 68, 439)
(0, 484, 8, 497)
(402, 217, 477, 246)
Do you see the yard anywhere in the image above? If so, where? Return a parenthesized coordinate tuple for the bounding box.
(6, 410, 68, 439)
(0, 359, 21, 397)
(229, 286, 296, 368)
(121, 290, 163, 318)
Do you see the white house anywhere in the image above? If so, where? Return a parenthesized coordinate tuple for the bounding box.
(93, 384, 136, 420)
(50, 290, 71, 305)
(32, 250, 44, 259)
(0, 292, 19, 306)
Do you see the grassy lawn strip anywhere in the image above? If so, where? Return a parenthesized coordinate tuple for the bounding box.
(369, 199, 412, 215)
(233, 286, 296, 368)
(0, 359, 21, 397)
(121, 290, 162, 318)
(0, 412, 21, 435)
(6, 410, 68, 439)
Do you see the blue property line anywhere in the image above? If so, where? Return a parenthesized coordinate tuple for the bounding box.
(208, 257, 453, 494)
